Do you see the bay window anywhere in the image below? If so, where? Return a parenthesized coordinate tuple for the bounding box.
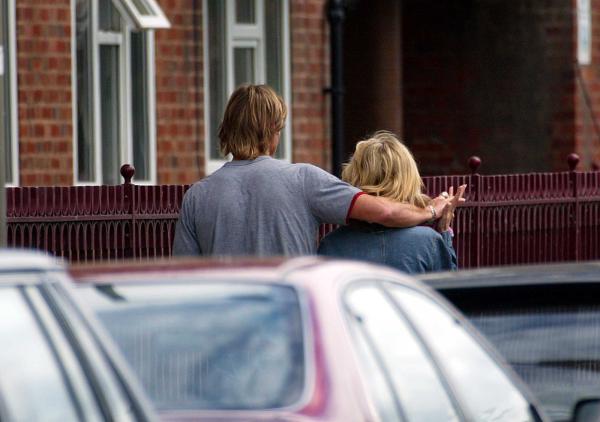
(75, 0, 167, 185)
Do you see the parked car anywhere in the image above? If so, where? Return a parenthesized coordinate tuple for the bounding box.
(0, 250, 157, 421)
(71, 257, 548, 422)
(419, 262, 600, 422)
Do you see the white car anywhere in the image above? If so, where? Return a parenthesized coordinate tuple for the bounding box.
(0, 250, 157, 421)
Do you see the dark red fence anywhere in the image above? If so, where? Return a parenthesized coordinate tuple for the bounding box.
(7, 156, 600, 268)
(7, 165, 188, 262)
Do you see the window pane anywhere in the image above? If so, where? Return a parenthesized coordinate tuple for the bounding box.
(234, 47, 255, 88)
(391, 285, 537, 422)
(0, 0, 11, 183)
(265, 0, 282, 94)
(76, 0, 95, 182)
(265, 0, 285, 158)
(99, 0, 121, 32)
(345, 284, 460, 421)
(207, 0, 227, 160)
(235, 0, 255, 24)
(131, 32, 149, 181)
(79, 283, 306, 411)
(131, 0, 154, 16)
(469, 304, 600, 421)
(100, 45, 121, 185)
(0, 288, 79, 421)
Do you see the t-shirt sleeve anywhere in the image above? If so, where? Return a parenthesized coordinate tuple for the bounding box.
(302, 165, 362, 225)
(172, 190, 202, 256)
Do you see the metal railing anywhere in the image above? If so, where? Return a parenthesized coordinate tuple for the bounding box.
(7, 156, 600, 268)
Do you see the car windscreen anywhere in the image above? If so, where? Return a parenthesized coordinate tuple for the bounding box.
(77, 282, 306, 411)
(438, 283, 600, 422)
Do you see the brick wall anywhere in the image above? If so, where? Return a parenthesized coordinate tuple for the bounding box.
(12, 0, 332, 187)
(344, 0, 402, 159)
(575, 0, 600, 170)
(17, 1, 73, 186)
(11, 1, 594, 186)
(154, 0, 331, 182)
(290, 0, 330, 170)
(402, 0, 575, 175)
(155, 0, 203, 184)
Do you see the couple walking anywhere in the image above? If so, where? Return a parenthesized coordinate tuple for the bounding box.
(173, 84, 465, 274)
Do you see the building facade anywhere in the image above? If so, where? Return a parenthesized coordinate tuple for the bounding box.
(4, 0, 600, 188)
(3, 0, 330, 186)
(343, 0, 600, 175)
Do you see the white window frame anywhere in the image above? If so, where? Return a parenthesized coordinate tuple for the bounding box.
(203, 0, 292, 175)
(4, 0, 18, 187)
(72, 0, 158, 185)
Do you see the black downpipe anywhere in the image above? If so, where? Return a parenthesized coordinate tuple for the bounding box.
(328, 0, 346, 177)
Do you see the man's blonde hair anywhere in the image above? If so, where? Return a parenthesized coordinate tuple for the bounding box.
(342, 131, 430, 208)
(218, 84, 287, 160)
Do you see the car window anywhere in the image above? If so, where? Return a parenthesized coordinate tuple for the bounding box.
(0, 287, 79, 421)
(437, 283, 600, 421)
(389, 284, 538, 422)
(78, 283, 306, 411)
(345, 284, 460, 422)
(467, 305, 600, 421)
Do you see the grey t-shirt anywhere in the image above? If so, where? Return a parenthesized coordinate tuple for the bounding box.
(172, 156, 361, 256)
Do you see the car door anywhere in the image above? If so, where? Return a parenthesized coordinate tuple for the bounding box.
(342, 278, 547, 422)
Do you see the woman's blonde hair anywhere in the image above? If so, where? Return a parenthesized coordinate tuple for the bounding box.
(342, 131, 430, 208)
(218, 84, 287, 160)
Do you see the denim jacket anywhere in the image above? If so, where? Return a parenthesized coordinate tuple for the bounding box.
(317, 222, 457, 274)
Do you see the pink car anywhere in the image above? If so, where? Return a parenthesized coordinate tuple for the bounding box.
(71, 257, 547, 422)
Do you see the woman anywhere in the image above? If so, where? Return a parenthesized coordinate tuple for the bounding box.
(318, 131, 465, 273)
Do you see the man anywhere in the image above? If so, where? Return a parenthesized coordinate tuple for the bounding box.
(173, 84, 450, 256)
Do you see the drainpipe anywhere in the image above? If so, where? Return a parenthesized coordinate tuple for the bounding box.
(0, 121, 5, 248)
(327, 0, 345, 177)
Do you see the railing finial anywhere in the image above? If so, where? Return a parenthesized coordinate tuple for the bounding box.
(120, 164, 135, 185)
(468, 156, 482, 174)
(567, 153, 580, 171)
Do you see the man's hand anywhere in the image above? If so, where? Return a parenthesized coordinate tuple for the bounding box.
(430, 195, 450, 221)
(437, 184, 467, 232)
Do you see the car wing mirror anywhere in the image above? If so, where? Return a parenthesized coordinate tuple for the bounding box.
(573, 398, 600, 422)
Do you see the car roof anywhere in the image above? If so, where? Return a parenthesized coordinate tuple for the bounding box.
(70, 256, 316, 283)
(0, 249, 64, 274)
(69, 256, 420, 291)
(418, 261, 600, 289)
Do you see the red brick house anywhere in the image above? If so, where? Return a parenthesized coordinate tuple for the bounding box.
(2, 0, 330, 186)
(3, 0, 600, 187)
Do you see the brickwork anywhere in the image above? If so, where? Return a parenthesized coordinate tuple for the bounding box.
(575, 0, 600, 170)
(290, 0, 330, 170)
(11, 0, 331, 187)
(17, 1, 73, 186)
(344, 0, 402, 158)
(402, 0, 575, 175)
(13, 0, 590, 186)
(155, 0, 204, 184)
